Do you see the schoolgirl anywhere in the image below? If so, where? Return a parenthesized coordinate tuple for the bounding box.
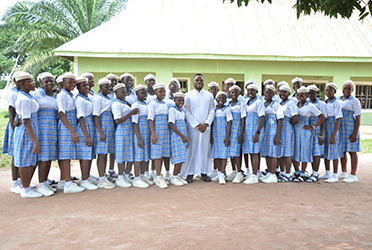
(81, 72, 96, 98)
(106, 73, 118, 101)
(263, 79, 281, 103)
(290, 77, 303, 102)
(121, 73, 137, 105)
(144, 73, 156, 104)
(207, 81, 219, 179)
(165, 78, 180, 108)
(211, 91, 232, 185)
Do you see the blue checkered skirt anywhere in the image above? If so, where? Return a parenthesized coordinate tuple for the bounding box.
(212, 116, 229, 159)
(115, 118, 134, 163)
(309, 116, 324, 157)
(243, 112, 264, 154)
(134, 115, 150, 162)
(280, 117, 294, 157)
(14, 113, 39, 167)
(324, 116, 342, 160)
(170, 119, 188, 164)
(340, 109, 360, 153)
(150, 114, 170, 159)
(294, 115, 313, 163)
(229, 112, 242, 157)
(76, 115, 96, 160)
(3, 121, 14, 156)
(261, 114, 280, 158)
(37, 108, 58, 161)
(58, 110, 77, 160)
(95, 111, 115, 154)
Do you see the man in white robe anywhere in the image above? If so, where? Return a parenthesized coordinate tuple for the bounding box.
(181, 74, 215, 183)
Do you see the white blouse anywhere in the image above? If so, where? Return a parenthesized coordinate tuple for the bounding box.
(229, 101, 247, 119)
(297, 102, 322, 117)
(325, 98, 343, 119)
(7, 87, 19, 108)
(281, 99, 298, 118)
(215, 106, 233, 122)
(148, 99, 168, 120)
(57, 89, 75, 113)
(264, 101, 284, 119)
(125, 89, 137, 105)
(75, 94, 93, 118)
(15, 91, 39, 119)
(168, 106, 186, 123)
(310, 98, 327, 118)
(33, 88, 58, 110)
(93, 93, 113, 116)
(246, 96, 265, 117)
(145, 94, 156, 105)
(338, 95, 362, 116)
(131, 101, 148, 123)
(112, 100, 132, 120)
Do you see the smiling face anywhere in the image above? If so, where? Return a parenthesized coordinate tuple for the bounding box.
(208, 86, 219, 98)
(309, 90, 318, 101)
(247, 88, 257, 99)
(145, 79, 156, 90)
(264, 88, 274, 101)
(169, 80, 180, 94)
(115, 87, 127, 101)
(343, 85, 353, 98)
(154, 87, 166, 101)
(122, 76, 134, 89)
(293, 81, 302, 92)
(279, 90, 289, 101)
(77, 81, 89, 96)
(174, 97, 184, 109)
(87, 76, 95, 88)
(41, 77, 55, 94)
(193, 75, 204, 91)
(230, 89, 240, 101)
(100, 83, 110, 95)
(63, 78, 76, 92)
(216, 94, 227, 107)
(297, 92, 308, 104)
(136, 88, 148, 102)
(325, 86, 336, 99)
(110, 78, 118, 90)
(225, 82, 234, 91)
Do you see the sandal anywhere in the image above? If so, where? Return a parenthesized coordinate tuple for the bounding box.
(306, 174, 319, 183)
(278, 174, 290, 182)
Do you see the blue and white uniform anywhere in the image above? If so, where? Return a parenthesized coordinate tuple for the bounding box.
(132, 100, 150, 162)
(145, 93, 156, 105)
(3, 87, 19, 156)
(125, 89, 137, 105)
(309, 98, 327, 157)
(168, 106, 188, 164)
(14, 91, 39, 167)
(324, 98, 343, 160)
(279, 99, 297, 157)
(229, 100, 246, 157)
(212, 105, 233, 159)
(148, 99, 170, 159)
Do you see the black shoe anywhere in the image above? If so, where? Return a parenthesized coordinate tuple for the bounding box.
(186, 175, 194, 183)
(200, 174, 211, 182)
(71, 176, 79, 181)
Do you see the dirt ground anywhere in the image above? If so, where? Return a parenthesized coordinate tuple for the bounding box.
(0, 155, 372, 250)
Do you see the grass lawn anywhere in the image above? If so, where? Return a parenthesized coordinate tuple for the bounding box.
(0, 109, 12, 168)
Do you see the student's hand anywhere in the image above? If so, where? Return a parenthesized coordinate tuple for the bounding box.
(303, 125, 313, 131)
(210, 137, 214, 144)
(330, 135, 336, 144)
(274, 135, 281, 145)
(238, 134, 243, 144)
(187, 141, 190, 148)
(349, 133, 357, 142)
(138, 139, 144, 148)
(318, 136, 324, 145)
(131, 108, 139, 115)
(181, 135, 188, 144)
(71, 131, 79, 144)
(197, 123, 208, 133)
(12, 118, 22, 129)
(99, 132, 106, 142)
(86, 136, 92, 147)
(224, 137, 230, 147)
(151, 135, 157, 144)
(33, 141, 40, 154)
(252, 133, 259, 143)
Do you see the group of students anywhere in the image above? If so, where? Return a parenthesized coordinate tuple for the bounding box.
(3, 71, 361, 198)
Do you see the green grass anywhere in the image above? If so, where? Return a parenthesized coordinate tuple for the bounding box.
(361, 139, 372, 154)
(0, 109, 12, 168)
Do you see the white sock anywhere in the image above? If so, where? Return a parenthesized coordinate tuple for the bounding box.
(313, 171, 318, 176)
(99, 176, 104, 182)
(39, 182, 45, 188)
(17, 178, 22, 185)
(232, 170, 237, 173)
(134, 177, 140, 180)
(12, 180, 18, 188)
(82, 180, 88, 183)
(118, 175, 124, 181)
(151, 170, 155, 175)
(276, 168, 280, 172)
(177, 173, 181, 177)
(22, 187, 31, 193)
(124, 174, 129, 179)
(140, 174, 144, 178)
(65, 181, 72, 187)
(333, 173, 338, 178)
(284, 173, 291, 178)
(326, 170, 331, 175)
(144, 171, 149, 176)
(166, 170, 170, 174)
(245, 169, 250, 175)
(172, 175, 177, 179)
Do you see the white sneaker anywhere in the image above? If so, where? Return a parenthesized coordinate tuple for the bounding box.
(88, 176, 98, 185)
(125, 177, 134, 185)
(211, 173, 220, 182)
(325, 175, 339, 183)
(164, 172, 171, 182)
(225, 171, 236, 182)
(170, 177, 184, 186)
(37, 185, 54, 197)
(244, 173, 251, 180)
(218, 174, 226, 185)
(64, 182, 85, 193)
(97, 177, 115, 189)
(150, 171, 156, 181)
(21, 189, 43, 198)
(80, 181, 98, 190)
(257, 171, 263, 178)
(208, 169, 218, 179)
(57, 182, 65, 190)
(343, 175, 358, 183)
(155, 176, 168, 189)
(338, 172, 349, 179)
(262, 174, 278, 184)
(10, 185, 22, 194)
(133, 178, 150, 188)
(142, 176, 154, 186)
(244, 174, 258, 184)
(259, 173, 271, 181)
(89, 175, 99, 180)
(29, 184, 36, 189)
(115, 178, 131, 188)
(45, 183, 57, 192)
(320, 173, 331, 179)
(232, 172, 244, 183)
(178, 176, 188, 185)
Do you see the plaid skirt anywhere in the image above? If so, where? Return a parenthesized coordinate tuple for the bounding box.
(134, 115, 150, 162)
(58, 110, 77, 160)
(170, 119, 188, 164)
(151, 114, 170, 159)
(294, 115, 313, 163)
(115, 118, 134, 163)
(38, 108, 58, 161)
(324, 116, 342, 160)
(95, 111, 115, 154)
(14, 113, 39, 167)
(340, 109, 361, 153)
(280, 117, 294, 157)
(243, 112, 264, 154)
(212, 116, 229, 159)
(310, 116, 324, 157)
(261, 114, 280, 158)
(3, 121, 14, 156)
(76, 115, 96, 160)
(229, 112, 242, 157)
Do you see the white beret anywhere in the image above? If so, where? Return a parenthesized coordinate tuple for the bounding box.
(277, 81, 289, 88)
(265, 85, 276, 93)
(120, 73, 133, 79)
(307, 84, 319, 92)
(292, 77, 303, 84)
(297, 86, 309, 93)
(62, 72, 76, 80)
(225, 77, 236, 84)
(170, 78, 180, 88)
(37, 73, 45, 83)
(144, 73, 156, 81)
(343, 80, 355, 90)
(56, 76, 63, 83)
(279, 85, 291, 93)
(173, 92, 186, 98)
(75, 77, 88, 85)
(81, 72, 94, 78)
(98, 78, 110, 86)
(229, 85, 241, 92)
(41, 72, 55, 81)
(153, 83, 167, 90)
(216, 91, 227, 99)
(133, 84, 147, 92)
(113, 83, 125, 92)
(326, 82, 338, 91)
(12, 71, 23, 82)
(15, 72, 33, 82)
(246, 84, 259, 91)
(263, 79, 275, 85)
(245, 80, 256, 88)
(208, 81, 219, 88)
(106, 73, 118, 80)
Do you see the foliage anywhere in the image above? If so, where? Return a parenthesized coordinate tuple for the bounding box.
(224, 0, 372, 20)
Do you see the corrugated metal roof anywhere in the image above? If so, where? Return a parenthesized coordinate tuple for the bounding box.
(54, 0, 372, 58)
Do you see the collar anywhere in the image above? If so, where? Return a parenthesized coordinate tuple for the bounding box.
(154, 98, 165, 104)
(115, 98, 128, 105)
(136, 100, 146, 105)
(281, 99, 290, 106)
(61, 88, 73, 97)
(229, 100, 241, 106)
(98, 93, 110, 100)
(39, 88, 56, 98)
(11, 87, 19, 92)
(325, 97, 337, 104)
(77, 93, 91, 101)
(339, 95, 354, 100)
(19, 90, 33, 99)
(247, 96, 258, 105)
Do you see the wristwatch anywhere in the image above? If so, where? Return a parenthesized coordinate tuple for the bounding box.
(256, 130, 260, 134)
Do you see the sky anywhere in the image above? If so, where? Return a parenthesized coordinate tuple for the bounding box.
(0, 0, 38, 22)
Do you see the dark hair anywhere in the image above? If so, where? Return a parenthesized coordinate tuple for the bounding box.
(194, 73, 203, 79)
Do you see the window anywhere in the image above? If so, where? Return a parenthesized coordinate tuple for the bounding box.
(303, 82, 326, 100)
(175, 77, 190, 93)
(355, 84, 372, 109)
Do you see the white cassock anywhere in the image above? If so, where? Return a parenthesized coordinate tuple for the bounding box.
(181, 89, 215, 176)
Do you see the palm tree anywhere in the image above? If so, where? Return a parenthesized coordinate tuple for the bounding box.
(1, 0, 127, 75)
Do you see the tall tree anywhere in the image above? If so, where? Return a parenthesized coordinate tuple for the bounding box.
(1, 0, 127, 76)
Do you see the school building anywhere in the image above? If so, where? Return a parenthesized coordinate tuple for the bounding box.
(54, 0, 372, 124)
